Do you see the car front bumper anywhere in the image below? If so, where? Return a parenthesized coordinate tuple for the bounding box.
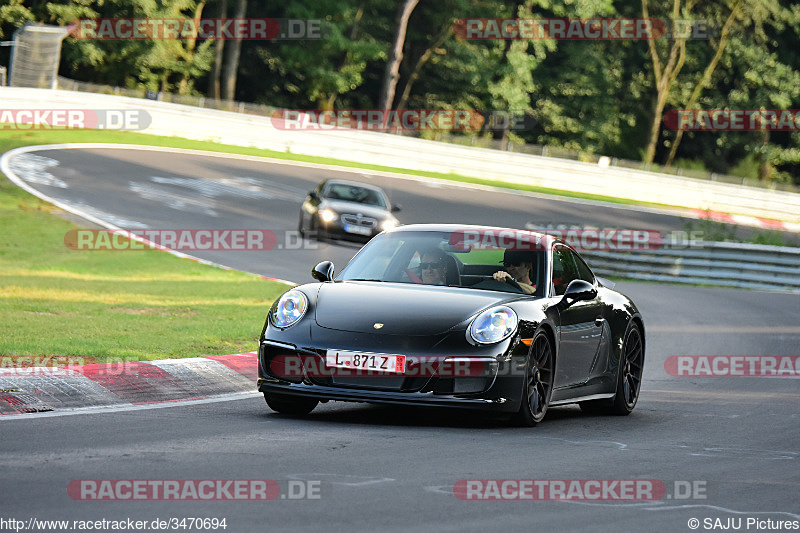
(257, 340, 527, 413)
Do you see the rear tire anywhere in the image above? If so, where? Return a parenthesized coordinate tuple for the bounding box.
(580, 322, 643, 416)
(264, 392, 318, 415)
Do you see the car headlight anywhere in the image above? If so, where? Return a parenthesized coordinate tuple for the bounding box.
(270, 289, 308, 329)
(468, 306, 518, 344)
(380, 219, 398, 231)
(319, 209, 337, 223)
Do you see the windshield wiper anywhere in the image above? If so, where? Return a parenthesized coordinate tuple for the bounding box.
(346, 278, 384, 282)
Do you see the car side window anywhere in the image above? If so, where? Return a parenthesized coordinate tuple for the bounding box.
(551, 246, 579, 296)
(570, 250, 595, 284)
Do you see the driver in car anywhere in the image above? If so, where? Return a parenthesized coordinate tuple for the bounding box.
(493, 250, 536, 294)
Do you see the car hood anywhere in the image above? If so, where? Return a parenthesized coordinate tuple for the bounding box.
(322, 200, 392, 219)
(313, 281, 515, 335)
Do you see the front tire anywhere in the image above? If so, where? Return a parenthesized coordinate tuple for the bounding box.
(264, 392, 318, 416)
(513, 331, 554, 426)
(580, 322, 644, 416)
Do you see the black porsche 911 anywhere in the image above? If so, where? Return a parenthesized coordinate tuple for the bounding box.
(257, 224, 645, 426)
(298, 179, 401, 242)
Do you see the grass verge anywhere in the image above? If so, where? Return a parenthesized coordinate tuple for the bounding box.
(0, 131, 291, 363)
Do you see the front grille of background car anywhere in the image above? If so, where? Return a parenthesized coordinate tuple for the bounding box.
(340, 214, 377, 228)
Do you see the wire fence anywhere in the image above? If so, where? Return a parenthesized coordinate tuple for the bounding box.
(56, 76, 281, 117)
(54, 75, 797, 194)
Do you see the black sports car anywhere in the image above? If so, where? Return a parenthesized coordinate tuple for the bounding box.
(298, 179, 401, 242)
(257, 224, 645, 426)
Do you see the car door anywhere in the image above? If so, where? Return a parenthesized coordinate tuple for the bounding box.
(551, 244, 604, 388)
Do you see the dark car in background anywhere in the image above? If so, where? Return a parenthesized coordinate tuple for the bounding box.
(258, 224, 645, 426)
(298, 179, 401, 242)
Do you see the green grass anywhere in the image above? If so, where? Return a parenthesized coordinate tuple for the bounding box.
(0, 131, 291, 362)
(0, 128, 680, 209)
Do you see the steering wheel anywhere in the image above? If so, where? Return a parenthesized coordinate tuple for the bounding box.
(504, 277, 524, 292)
(471, 277, 525, 294)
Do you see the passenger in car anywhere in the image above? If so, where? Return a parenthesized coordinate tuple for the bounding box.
(419, 249, 449, 285)
(493, 250, 536, 294)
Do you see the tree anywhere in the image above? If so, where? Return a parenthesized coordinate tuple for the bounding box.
(221, 0, 245, 101)
(376, 0, 418, 111)
(207, 0, 226, 99)
(394, 1, 458, 111)
(0, 0, 35, 39)
(45, 0, 213, 94)
(255, 0, 387, 109)
(664, 0, 742, 166)
(640, 0, 691, 164)
(720, 35, 800, 181)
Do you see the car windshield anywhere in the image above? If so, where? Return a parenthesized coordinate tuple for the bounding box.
(337, 229, 547, 296)
(323, 183, 387, 208)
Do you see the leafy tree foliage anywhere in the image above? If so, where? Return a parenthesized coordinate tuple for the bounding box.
(0, 0, 798, 183)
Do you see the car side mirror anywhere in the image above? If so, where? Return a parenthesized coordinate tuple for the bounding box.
(558, 279, 597, 309)
(308, 191, 319, 200)
(391, 203, 402, 213)
(312, 261, 334, 282)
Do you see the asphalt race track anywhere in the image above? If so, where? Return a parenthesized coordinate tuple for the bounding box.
(2, 146, 799, 533)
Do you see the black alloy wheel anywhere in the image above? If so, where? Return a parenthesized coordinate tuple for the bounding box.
(580, 323, 644, 415)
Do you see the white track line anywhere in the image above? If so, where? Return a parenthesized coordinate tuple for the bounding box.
(0, 392, 262, 421)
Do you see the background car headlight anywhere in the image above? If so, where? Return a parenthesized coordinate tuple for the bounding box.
(469, 306, 518, 344)
(271, 289, 308, 328)
(380, 219, 398, 231)
(319, 209, 337, 223)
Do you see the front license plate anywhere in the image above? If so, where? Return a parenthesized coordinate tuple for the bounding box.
(343, 224, 373, 236)
(326, 350, 406, 373)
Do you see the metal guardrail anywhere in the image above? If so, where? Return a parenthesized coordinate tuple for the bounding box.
(583, 241, 800, 292)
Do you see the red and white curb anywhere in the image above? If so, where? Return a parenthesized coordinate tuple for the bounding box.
(691, 209, 800, 233)
(0, 352, 259, 416)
